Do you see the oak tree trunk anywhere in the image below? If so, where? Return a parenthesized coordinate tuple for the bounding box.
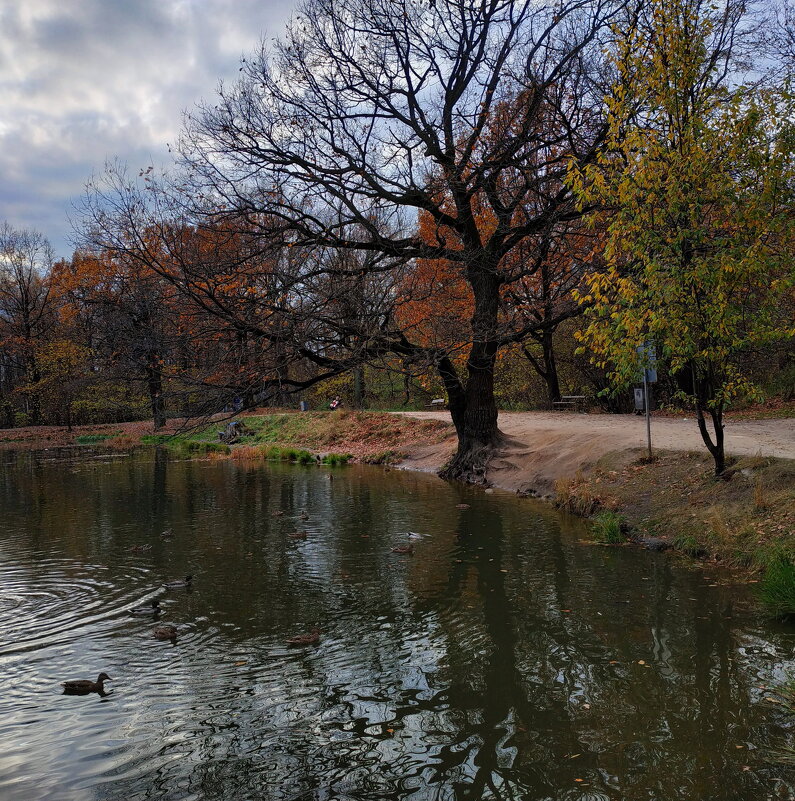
(438, 267, 502, 484)
(146, 355, 166, 430)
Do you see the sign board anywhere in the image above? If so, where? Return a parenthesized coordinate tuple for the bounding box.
(636, 341, 657, 383)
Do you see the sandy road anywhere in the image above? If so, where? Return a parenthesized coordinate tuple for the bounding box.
(400, 410, 795, 459)
(395, 410, 795, 492)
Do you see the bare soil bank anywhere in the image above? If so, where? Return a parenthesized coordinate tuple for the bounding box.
(396, 410, 795, 495)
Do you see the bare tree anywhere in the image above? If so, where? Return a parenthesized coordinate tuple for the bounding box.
(168, 0, 626, 481)
(0, 222, 55, 424)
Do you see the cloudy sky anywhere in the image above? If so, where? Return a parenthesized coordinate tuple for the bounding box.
(0, 0, 296, 259)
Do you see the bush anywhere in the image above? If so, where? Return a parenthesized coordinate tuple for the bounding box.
(14, 412, 30, 428)
(590, 511, 626, 544)
(759, 557, 795, 619)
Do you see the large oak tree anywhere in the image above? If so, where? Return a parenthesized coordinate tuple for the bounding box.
(173, 0, 626, 481)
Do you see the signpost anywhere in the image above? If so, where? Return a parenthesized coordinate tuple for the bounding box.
(637, 342, 657, 460)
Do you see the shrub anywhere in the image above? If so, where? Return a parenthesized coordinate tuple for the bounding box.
(590, 511, 626, 544)
(14, 412, 30, 428)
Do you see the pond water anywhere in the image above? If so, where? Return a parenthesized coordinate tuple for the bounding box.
(1, 449, 794, 800)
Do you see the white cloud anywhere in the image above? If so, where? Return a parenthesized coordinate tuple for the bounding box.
(0, 0, 295, 257)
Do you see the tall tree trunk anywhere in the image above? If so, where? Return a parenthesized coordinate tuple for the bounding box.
(146, 355, 166, 429)
(541, 330, 562, 406)
(26, 357, 41, 425)
(439, 269, 501, 483)
(521, 329, 562, 407)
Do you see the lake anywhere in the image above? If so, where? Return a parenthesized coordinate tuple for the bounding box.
(0, 449, 793, 800)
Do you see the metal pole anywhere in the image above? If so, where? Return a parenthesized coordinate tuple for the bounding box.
(643, 370, 652, 459)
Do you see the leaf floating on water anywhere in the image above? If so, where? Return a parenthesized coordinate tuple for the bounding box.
(235, 661, 247, 666)
(637, 660, 646, 665)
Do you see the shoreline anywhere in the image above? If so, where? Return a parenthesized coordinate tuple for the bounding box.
(3, 410, 794, 600)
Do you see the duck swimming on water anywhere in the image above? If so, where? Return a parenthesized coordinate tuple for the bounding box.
(61, 672, 112, 695)
(163, 575, 192, 589)
(286, 627, 321, 646)
(130, 599, 161, 615)
(153, 625, 178, 641)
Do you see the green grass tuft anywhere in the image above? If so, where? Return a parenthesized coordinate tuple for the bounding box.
(672, 532, 706, 557)
(759, 557, 795, 619)
(75, 434, 114, 444)
(590, 510, 626, 544)
(321, 452, 350, 465)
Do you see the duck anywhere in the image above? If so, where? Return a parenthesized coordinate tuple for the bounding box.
(163, 575, 193, 589)
(61, 672, 112, 695)
(130, 599, 161, 615)
(391, 545, 414, 555)
(286, 627, 321, 646)
(153, 625, 178, 641)
(299, 510, 310, 521)
(288, 531, 308, 540)
(271, 510, 285, 517)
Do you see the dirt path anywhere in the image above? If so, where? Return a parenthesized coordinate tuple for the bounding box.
(395, 410, 795, 494)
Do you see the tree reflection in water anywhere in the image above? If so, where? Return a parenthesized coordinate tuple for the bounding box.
(0, 452, 792, 800)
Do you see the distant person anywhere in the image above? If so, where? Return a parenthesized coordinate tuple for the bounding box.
(329, 395, 342, 410)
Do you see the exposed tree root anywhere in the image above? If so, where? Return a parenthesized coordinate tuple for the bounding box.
(438, 439, 499, 485)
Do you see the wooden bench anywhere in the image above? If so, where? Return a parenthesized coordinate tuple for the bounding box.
(425, 398, 447, 409)
(552, 395, 587, 411)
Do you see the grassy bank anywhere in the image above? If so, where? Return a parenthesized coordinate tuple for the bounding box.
(109, 410, 452, 466)
(555, 448, 795, 615)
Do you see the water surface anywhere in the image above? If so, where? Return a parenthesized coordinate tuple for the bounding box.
(0, 450, 793, 800)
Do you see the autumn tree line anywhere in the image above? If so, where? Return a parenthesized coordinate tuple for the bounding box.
(1, 0, 793, 479)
